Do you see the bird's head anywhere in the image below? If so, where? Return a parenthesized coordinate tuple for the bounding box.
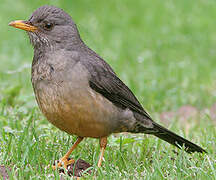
(9, 5, 81, 50)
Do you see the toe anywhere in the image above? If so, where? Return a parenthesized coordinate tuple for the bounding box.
(52, 158, 75, 170)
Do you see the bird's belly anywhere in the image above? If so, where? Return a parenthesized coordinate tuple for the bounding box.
(34, 81, 119, 138)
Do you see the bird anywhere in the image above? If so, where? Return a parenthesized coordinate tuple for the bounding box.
(9, 5, 206, 170)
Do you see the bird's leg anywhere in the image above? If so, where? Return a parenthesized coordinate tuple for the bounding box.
(52, 137, 83, 170)
(97, 137, 107, 167)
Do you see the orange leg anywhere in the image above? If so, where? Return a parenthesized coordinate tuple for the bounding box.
(97, 137, 107, 167)
(52, 137, 83, 170)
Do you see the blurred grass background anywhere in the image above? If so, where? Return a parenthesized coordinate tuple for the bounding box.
(0, 0, 215, 179)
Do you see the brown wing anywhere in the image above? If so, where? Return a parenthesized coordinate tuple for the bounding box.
(81, 54, 152, 121)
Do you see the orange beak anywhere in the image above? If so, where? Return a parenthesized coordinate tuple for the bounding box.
(9, 20, 37, 32)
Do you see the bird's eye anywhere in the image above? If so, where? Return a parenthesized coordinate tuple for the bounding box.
(43, 22, 53, 30)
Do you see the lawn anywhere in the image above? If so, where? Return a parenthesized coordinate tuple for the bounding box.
(0, 0, 215, 179)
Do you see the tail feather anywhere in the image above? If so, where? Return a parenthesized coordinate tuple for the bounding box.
(149, 122, 206, 153)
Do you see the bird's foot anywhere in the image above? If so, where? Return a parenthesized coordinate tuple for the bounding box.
(52, 157, 75, 170)
(52, 158, 92, 178)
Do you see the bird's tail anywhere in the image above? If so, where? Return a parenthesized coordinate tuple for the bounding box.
(147, 122, 207, 153)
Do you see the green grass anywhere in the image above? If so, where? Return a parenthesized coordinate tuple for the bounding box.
(0, 0, 215, 179)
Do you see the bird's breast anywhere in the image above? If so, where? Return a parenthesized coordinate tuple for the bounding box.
(32, 61, 124, 138)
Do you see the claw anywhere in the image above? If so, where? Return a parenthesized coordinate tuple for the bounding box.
(52, 158, 75, 170)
